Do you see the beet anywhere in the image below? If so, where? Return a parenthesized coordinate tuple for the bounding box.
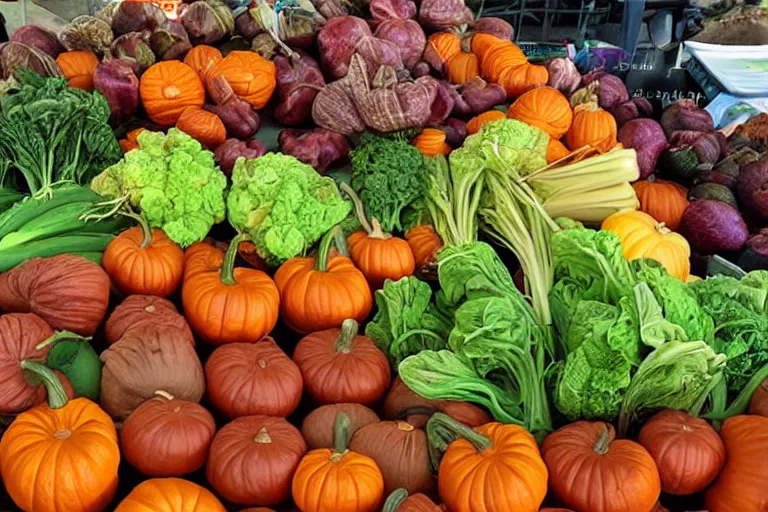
(10, 25, 64, 58)
(546, 57, 580, 96)
(374, 19, 425, 70)
(581, 69, 629, 110)
(355, 35, 404, 76)
(369, 0, 417, 21)
(412, 61, 430, 77)
(278, 129, 351, 173)
(460, 77, 507, 115)
(617, 119, 667, 179)
(317, 16, 372, 80)
(235, 10, 262, 40)
(418, 0, 473, 30)
(428, 81, 456, 124)
(660, 99, 715, 138)
(111, 1, 165, 36)
(738, 228, 768, 271)
(737, 154, 768, 218)
(93, 59, 139, 124)
(274, 51, 325, 127)
(611, 97, 653, 127)
(213, 138, 266, 176)
(111, 31, 155, 76)
(472, 17, 513, 40)
(679, 199, 749, 254)
(205, 75, 261, 139)
(442, 117, 467, 147)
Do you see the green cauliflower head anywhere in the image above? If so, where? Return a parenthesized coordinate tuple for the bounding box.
(91, 128, 227, 247)
(227, 152, 351, 266)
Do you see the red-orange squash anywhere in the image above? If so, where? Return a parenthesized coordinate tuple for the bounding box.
(121, 390, 216, 477)
(56, 50, 99, 91)
(508, 86, 573, 139)
(105, 294, 194, 345)
(498, 63, 549, 98)
(183, 45, 223, 82)
(405, 225, 443, 274)
(302, 403, 380, 450)
(383, 489, 441, 512)
(207, 51, 276, 109)
(424, 33, 461, 74)
(566, 101, 618, 153)
(638, 409, 724, 496)
(206, 415, 307, 506)
(631, 177, 689, 231)
(413, 128, 451, 157)
(140, 60, 205, 126)
(466, 110, 505, 134)
(546, 138, 570, 164)
(175, 107, 227, 148)
(115, 478, 226, 511)
(446, 51, 479, 85)
(542, 421, 660, 512)
(205, 337, 303, 418)
(120, 127, 146, 153)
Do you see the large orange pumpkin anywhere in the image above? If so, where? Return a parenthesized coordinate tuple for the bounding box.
(274, 227, 372, 334)
(431, 413, 548, 512)
(705, 415, 768, 512)
(471, 34, 527, 83)
(601, 210, 691, 281)
(446, 51, 479, 85)
(183, 44, 222, 82)
(175, 107, 226, 148)
(508, 86, 573, 139)
(541, 421, 660, 512)
(566, 101, 617, 153)
(383, 489, 441, 512)
(466, 110, 506, 134)
(115, 477, 226, 511)
(56, 50, 99, 91)
(498, 63, 549, 98)
(102, 214, 184, 298)
(631, 177, 689, 231)
(140, 60, 205, 126)
(181, 236, 280, 344)
(207, 50, 276, 109)
(292, 412, 385, 512)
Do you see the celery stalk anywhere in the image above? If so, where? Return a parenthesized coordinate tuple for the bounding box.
(543, 183, 640, 225)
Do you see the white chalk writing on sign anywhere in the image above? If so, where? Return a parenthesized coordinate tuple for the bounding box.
(631, 89, 707, 108)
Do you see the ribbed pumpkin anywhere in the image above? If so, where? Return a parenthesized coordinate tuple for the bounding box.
(546, 138, 570, 164)
(498, 63, 549, 99)
(56, 50, 99, 91)
(466, 110, 506, 135)
(105, 294, 194, 345)
(183, 45, 223, 81)
(446, 52, 479, 85)
(382, 489, 441, 512)
(140, 60, 205, 126)
(424, 33, 461, 74)
(207, 51, 276, 109)
(115, 478, 226, 512)
(175, 107, 226, 148)
(413, 128, 451, 157)
(632, 177, 689, 231)
(602, 210, 691, 281)
(508, 86, 573, 139)
(405, 225, 443, 273)
(566, 102, 617, 153)
(302, 403, 380, 450)
(120, 127, 145, 153)
(471, 34, 527, 83)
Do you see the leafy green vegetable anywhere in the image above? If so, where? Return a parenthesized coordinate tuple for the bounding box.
(0, 71, 121, 197)
(635, 282, 688, 349)
(91, 129, 227, 248)
(228, 152, 351, 265)
(365, 276, 453, 366)
(350, 132, 425, 233)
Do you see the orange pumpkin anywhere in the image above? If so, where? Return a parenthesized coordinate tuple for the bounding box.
(446, 52, 479, 85)
(424, 33, 461, 74)
(181, 236, 280, 344)
(0, 372, 120, 512)
(383, 489, 441, 512)
(566, 102, 617, 153)
(274, 227, 372, 334)
(413, 128, 451, 157)
(471, 34, 527, 83)
(207, 51, 276, 109)
(498, 63, 549, 98)
(602, 210, 691, 281)
(175, 107, 227, 148)
(292, 412, 385, 512)
(115, 478, 226, 511)
(542, 421, 660, 512)
(705, 415, 768, 512)
(430, 413, 548, 512)
(466, 109, 506, 135)
(508, 86, 573, 139)
(56, 50, 100, 91)
(102, 214, 184, 298)
(119, 127, 146, 153)
(183, 45, 223, 82)
(631, 177, 689, 231)
(546, 138, 570, 164)
(140, 60, 205, 126)
(405, 225, 443, 273)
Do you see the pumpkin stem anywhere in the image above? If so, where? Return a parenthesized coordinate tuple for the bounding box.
(333, 226, 350, 257)
(382, 489, 409, 512)
(332, 412, 352, 455)
(368, 218, 392, 240)
(339, 182, 374, 235)
(154, 390, 175, 401)
(426, 412, 492, 473)
(35, 330, 90, 351)
(221, 233, 247, 285)
(20, 360, 68, 409)
(593, 426, 612, 455)
(334, 319, 359, 353)
(314, 226, 340, 272)
(121, 211, 153, 248)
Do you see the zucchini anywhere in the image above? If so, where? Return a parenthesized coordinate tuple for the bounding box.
(0, 186, 101, 239)
(0, 233, 115, 272)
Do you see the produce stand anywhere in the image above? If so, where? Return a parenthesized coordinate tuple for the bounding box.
(0, 1, 767, 511)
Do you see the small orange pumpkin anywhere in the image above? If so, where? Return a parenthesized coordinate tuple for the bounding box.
(175, 107, 227, 148)
(183, 45, 223, 82)
(466, 110, 506, 134)
(140, 60, 205, 127)
(413, 128, 451, 156)
(119, 127, 146, 153)
(566, 102, 618, 153)
(382, 488, 441, 512)
(601, 210, 691, 281)
(292, 412, 385, 512)
(181, 236, 280, 344)
(498, 63, 549, 98)
(631, 177, 689, 231)
(424, 33, 461, 74)
(56, 50, 100, 91)
(102, 214, 184, 298)
(115, 478, 226, 511)
(446, 52, 479, 85)
(508, 86, 573, 139)
(546, 138, 570, 164)
(405, 224, 443, 273)
(207, 51, 276, 109)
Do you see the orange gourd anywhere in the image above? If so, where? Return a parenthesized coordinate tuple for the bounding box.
(470, 33, 512, 59)
(183, 45, 222, 81)
(140, 60, 205, 126)
(631, 177, 689, 231)
(0, 372, 120, 512)
(566, 102, 618, 153)
(602, 210, 691, 281)
(405, 224, 443, 273)
(546, 138, 570, 164)
(102, 214, 184, 298)
(705, 415, 768, 512)
(119, 127, 146, 153)
(292, 412, 385, 512)
(274, 227, 372, 334)
(181, 236, 280, 344)
(446, 52, 479, 85)
(466, 110, 506, 134)
(430, 413, 548, 512)
(175, 107, 226, 148)
(424, 33, 461, 73)
(56, 50, 99, 91)
(115, 478, 226, 511)
(508, 86, 573, 139)
(498, 63, 549, 98)
(478, 42, 527, 83)
(383, 489, 441, 512)
(207, 51, 276, 109)
(413, 128, 451, 156)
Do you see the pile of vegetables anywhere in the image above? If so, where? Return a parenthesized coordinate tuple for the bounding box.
(0, 0, 767, 511)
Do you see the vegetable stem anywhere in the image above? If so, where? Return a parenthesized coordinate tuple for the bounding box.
(382, 489, 409, 512)
(314, 226, 340, 272)
(122, 212, 153, 249)
(704, 363, 768, 421)
(20, 360, 68, 409)
(593, 427, 611, 455)
(221, 233, 247, 286)
(35, 330, 90, 351)
(426, 413, 492, 472)
(154, 390, 175, 401)
(332, 412, 352, 455)
(335, 319, 359, 353)
(340, 182, 374, 235)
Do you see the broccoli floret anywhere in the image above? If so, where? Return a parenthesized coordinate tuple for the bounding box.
(227, 153, 351, 266)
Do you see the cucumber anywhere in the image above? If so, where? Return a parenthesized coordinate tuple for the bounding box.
(0, 186, 101, 239)
(0, 233, 114, 272)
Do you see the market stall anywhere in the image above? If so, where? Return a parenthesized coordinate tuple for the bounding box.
(0, 0, 767, 511)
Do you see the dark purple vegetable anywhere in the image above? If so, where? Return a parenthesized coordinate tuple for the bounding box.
(459, 77, 506, 115)
(235, 11, 263, 40)
(59, 15, 114, 56)
(472, 17, 513, 40)
(274, 51, 326, 126)
(669, 130, 726, 165)
(738, 228, 768, 271)
(0, 42, 60, 80)
(10, 25, 64, 58)
(412, 60, 430, 77)
(617, 119, 668, 179)
(278, 128, 351, 173)
(374, 20, 425, 70)
(737, 154, 768, 218)
(111, 31, 155, 76)
(580, 69, 629, 110)
(355, 35, 404, 76)
(610, 97, 653, 127)
(214, 138, 267, 175)
(180, 0, 235, 45)
(679, 199, 749, 254)
(317, 16, 372, 80)
(441, 117, 467, 147)
(660, 99, 715, 138)
(418, 0, 473, 30)
(205, 75, 261, 139)
(369, 0, 417, 21)
(546, 57, 580, 96)
(93, 59, 139, 125)
(688, 183, 738, 209)
(149, 20, 192, 61)
(428, 81, 456, 124)
(111, 1, 165, 36)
